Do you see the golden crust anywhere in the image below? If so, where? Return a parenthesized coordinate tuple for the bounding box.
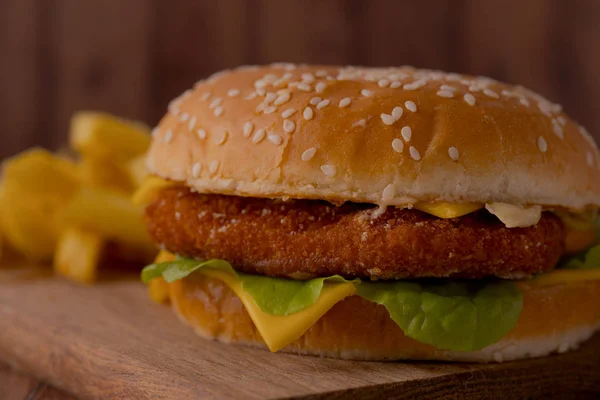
(169, 274, 600, 362)
(147, 64, 600, 210)
(146, 188, 565, 279)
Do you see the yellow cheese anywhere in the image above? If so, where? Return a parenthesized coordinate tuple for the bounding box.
(521, 269, 600, 288)
(132, 176, 179, 206)
(414, 202, 482, 218)
(200, 269, 356, 352)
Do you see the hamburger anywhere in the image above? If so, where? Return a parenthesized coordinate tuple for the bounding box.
(138, 64, 600, 362)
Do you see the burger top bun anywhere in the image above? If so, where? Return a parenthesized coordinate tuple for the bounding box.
(147, 64, 600, 210)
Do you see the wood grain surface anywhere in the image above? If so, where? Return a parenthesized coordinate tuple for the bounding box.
(0, 0, 599, 160)
(0, 361, 76, 400)
(0, 261, 599, 400)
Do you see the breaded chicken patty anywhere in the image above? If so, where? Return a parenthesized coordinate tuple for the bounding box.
(146, 188, 565, 280)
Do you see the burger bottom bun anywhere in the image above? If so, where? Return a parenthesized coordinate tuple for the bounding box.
(168, 275, 600, 362)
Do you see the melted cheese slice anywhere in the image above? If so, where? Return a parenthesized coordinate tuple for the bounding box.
(200, 269, 356, 352)
(414, 202, 482, 218)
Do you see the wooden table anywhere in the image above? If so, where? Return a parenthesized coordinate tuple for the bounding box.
(0, 361, 75, 400)
(1, 261, 600, 400)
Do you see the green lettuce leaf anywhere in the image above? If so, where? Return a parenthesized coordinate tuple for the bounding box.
(240, 275, 355, 316)
(561, 244, 600, 270)
(142, 258, 523, 351)
(141, 258, 355, 316)
(141, 258, 235, 283)
(356, 280, 522, 351)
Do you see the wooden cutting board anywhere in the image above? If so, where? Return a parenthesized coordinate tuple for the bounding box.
(1, 260, 600, 400)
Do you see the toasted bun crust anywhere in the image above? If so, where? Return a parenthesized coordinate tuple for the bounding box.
(168, 275, 600, 362)
(148, 64, 600, 210)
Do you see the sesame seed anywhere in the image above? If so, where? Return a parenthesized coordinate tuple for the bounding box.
(303, 107, 314, 120)
(338, 97, 352, 108)
(164, 129, 173, 143)
(209, 161, 219, 174)
(440, 84, 456, 92)
(557, 116, 567, 126)
(552, 119, 564, 139)
(274, 92, 291, 105)
(188, 116, 197, 130)
(448, 146, 459, 161)
(196, 129, 207, 140)
(254, 79, 266, 89)
(537, 136, 547, 152)
(214, 106, 224, 117)
(256, 88, 266, 96)
(316, 99, 330, 110)
(392, 138, 404, 153)
(180, 112, 189, 122)
(301, 72, 315, 82)
(315, 82, 327, 93)
(264, 106, 276, 114)
(209, 98, 222, 109)
(378, 79, 390, 88)
(245, 92, 258, 100)
(403, 80, 426, 90)
(380, 113, 395, 125)
(283, 119, 296, 133)
(297, 82, 312, 92)
(265, 92, 277, 104)
(228, 89, 240, 97)
(437, 90, 454, 98)
(252, 129, 266, 144)
(263, 73, 277, 83)
(382, 184, 395, 201)
(243, 122, 254, 138)
(302, 147, 317, 161)
(390, 81, 402, 88)
(409, 146, 421, 161)
(316, 70, 328, 78)
(361, 89, 373, 97)
(151, 127, 159, 138)
(268, 132, 283, 145)
(401, 126, 412, 142)
(310, 97, 322, 105)
(405, 101, 417, 112)
(587, 152, 593, 167)
(520, 97, 530, 107)
(483, 89, 499, 99)
(392, 106, 403, 120)
(282, 108, 296, 118)
(215, 131, 228, 145)
(320, 165, 337, 177)
(463, 93, 476, 106)
(200, 92, 211, 101)
(192, 163, 202, 178)
(353, 119, 367, 127)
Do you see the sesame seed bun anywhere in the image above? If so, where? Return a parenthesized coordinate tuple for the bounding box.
(147, 64, 600, 211)
(169, 274, 600, 362)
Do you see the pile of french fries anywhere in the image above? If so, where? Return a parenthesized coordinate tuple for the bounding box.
(0, 112, 157, 283)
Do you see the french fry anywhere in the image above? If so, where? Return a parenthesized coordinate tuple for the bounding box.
(54, 227, 105, 284)
(148, 278, 170, 304)
(126, 154, 149, 190)
(132, 176, 178, 206)
(70, 112, 151, 162)
(0, 149, 82, 261)
(59, 186, 155, 254)
(80, 156, 134, 194)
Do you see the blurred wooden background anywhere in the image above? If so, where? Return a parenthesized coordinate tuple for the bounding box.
(1, 0, 599, 160)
